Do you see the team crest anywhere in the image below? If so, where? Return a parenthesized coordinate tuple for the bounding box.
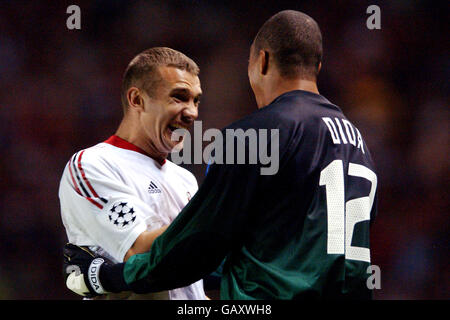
(108, 201, 136, 228)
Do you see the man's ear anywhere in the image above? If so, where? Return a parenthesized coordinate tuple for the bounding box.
(259, 50, 269, 76)
(127, 87, 145, 112)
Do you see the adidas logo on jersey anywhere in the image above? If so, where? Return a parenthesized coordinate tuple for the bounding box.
(148, 181, 162, 194)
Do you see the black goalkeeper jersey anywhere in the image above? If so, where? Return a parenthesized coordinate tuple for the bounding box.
(122, 90, 378, 299)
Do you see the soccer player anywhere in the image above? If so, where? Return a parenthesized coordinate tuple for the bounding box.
(64, 10, 378, 299)
(59, 47, 206, 300)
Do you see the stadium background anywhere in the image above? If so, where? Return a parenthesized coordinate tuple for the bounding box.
(0, 0, 447, 299)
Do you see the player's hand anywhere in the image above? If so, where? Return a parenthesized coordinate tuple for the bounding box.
(63, 243, 109, 298)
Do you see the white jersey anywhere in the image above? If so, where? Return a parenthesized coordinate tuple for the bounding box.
(59, 135, 206, 300)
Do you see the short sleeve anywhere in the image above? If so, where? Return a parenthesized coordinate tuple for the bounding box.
(58, 150, 164, 262)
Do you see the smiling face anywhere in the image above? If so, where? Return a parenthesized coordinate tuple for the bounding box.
(139, 66, 202, 157)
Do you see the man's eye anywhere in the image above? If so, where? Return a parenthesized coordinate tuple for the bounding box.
(172, 95, 187, 102)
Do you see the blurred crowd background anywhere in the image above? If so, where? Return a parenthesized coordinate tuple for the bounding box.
(0, 0, 447, 299)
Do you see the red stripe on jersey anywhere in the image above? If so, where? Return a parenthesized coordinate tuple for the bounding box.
(77, 150, 100, 198)
(69, 156, 104, 209)
(86, 197, 104, 209)
(104, 135, 166, 166)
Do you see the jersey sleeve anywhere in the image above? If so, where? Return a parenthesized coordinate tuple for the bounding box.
(59, 150, 164, 262)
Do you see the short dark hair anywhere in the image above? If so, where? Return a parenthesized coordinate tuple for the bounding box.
(121, 47, 200, 112)
(252, 10, 322, 80)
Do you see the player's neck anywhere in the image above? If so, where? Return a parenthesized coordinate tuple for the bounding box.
(260, 78, 319, 108)
(115, 116, 168, 163)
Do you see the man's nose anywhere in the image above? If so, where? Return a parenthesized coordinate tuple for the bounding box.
(181, 104, 198, 124)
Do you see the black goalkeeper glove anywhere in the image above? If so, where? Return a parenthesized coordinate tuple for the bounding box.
(63, 243, 110, 298)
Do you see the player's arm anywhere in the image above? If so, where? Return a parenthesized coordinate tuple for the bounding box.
(63, 130, 281, 296)
(124, 226, 168, 261)
(64, 154, 261, 296)
(63, 226, 168, 297)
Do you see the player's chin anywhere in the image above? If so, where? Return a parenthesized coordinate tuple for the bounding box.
(171, 139, 185, 152)
(163, 129, 184, 151)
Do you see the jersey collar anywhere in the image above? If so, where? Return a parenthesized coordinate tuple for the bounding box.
(270, 89, 332, 105)
(104, 135, 166, 166)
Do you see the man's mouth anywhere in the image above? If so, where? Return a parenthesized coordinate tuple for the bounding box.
(167, 123, 189, 133)
(166, 123, 190, 145)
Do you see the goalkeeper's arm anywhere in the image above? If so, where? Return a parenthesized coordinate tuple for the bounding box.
(65, 157, 258, 296)
(64, 225, 167, 297)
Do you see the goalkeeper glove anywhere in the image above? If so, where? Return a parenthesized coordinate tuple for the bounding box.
(63, 243, 110, 297)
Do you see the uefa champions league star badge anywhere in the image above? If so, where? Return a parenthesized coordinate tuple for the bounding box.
(108, 201, 137, 228)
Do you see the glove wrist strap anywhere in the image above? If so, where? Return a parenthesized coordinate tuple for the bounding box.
(88, 258, 108, 295)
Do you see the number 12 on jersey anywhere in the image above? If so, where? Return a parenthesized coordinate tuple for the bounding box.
(319, 160, 377, 262)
